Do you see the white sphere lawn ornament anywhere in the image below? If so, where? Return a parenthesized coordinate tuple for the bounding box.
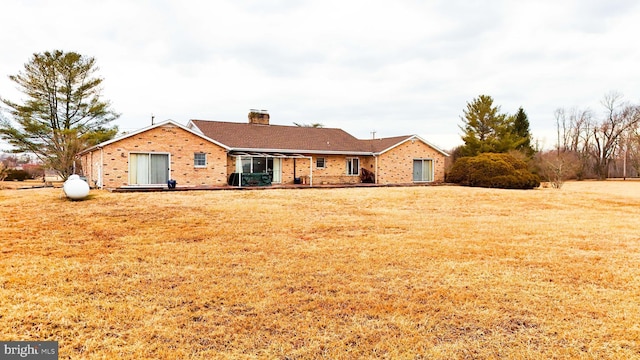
(63, 174, 90, 200)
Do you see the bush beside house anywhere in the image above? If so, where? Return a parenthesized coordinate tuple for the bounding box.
(447, 153, 540, 189)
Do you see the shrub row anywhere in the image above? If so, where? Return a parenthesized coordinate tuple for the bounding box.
(3, 169, 31, 181)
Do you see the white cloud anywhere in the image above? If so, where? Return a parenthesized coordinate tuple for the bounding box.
(2, 0, 640, 151)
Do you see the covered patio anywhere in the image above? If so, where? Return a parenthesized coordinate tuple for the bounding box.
(229, 152, 314, 188)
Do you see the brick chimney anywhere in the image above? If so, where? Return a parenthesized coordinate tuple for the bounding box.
(248, 109, 269, 125)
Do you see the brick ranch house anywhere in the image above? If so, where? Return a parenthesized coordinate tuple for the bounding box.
(78, 111, 448, 189)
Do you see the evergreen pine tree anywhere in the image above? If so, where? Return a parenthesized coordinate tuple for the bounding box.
(0, 50, 119, 179)
(459, 95, 513, 156)
(512, 107, 535, 156)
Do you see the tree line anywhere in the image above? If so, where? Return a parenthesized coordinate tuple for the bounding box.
(551, 92, 640, 180)
(450, 93, 640, 189)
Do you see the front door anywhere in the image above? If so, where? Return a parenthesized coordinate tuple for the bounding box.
(271, 158, 282, 183)
(129, 153, 170, 185)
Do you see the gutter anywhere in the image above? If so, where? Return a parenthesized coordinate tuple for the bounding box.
(231, 147, 372, 156)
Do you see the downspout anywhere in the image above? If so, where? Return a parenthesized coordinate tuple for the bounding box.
(99, 147, 104, 189)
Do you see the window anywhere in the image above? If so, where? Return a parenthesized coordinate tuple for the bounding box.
(241, 156, 252, 173)
(252, 157, 266, 173)
(413, 159, 433, 182)
(194, 153, 206, 167)
(316, 157, 326, 169)
(346, 158, 359, 176)
(240, 156, 268, 173)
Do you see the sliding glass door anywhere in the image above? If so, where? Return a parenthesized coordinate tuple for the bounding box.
(129, 153, 170, 185)
(413, 159, 433, 182)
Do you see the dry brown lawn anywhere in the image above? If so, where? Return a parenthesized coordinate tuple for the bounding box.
(0, 180, 56, 190)
(1, 181, 639, 359)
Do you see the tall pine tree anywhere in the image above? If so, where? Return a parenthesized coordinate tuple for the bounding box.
(458, 96, 536, 157)
(512, 107, 535, 156)
(0, 50, 119, 179)
(459, 95, 521, 156)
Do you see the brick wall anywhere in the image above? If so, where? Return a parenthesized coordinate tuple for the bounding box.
(377, 140, 446, 184)
(80, 124, 228, 189)
(79, 151, 98, 187)
(303, 155, 362, 184)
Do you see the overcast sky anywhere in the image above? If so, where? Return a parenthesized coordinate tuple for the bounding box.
(2, 0, 640, 151)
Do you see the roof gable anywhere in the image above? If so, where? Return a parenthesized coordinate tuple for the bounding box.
(360, 135, 413, 153)
(365, 135, 449, 156)
(79, 120, 229, 155)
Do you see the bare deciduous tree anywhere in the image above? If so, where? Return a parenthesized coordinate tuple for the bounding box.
(554, 92, 640, 179)
(624, 125, 640, 177)
(591, 92, 640, 179)
(535, 150, 579, 189)
(554, 107, 593, 179)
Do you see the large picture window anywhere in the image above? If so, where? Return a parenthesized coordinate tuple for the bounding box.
(346, 158, 359, 176)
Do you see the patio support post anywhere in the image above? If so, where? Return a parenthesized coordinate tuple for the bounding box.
(308, 156, 313, 187)
(374, 154, 378, 184)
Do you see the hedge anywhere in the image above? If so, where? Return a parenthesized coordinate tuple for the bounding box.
(447, 153, 540, 189)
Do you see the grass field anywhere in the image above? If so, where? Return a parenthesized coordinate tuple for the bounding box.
(1, 181, 639, 359)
